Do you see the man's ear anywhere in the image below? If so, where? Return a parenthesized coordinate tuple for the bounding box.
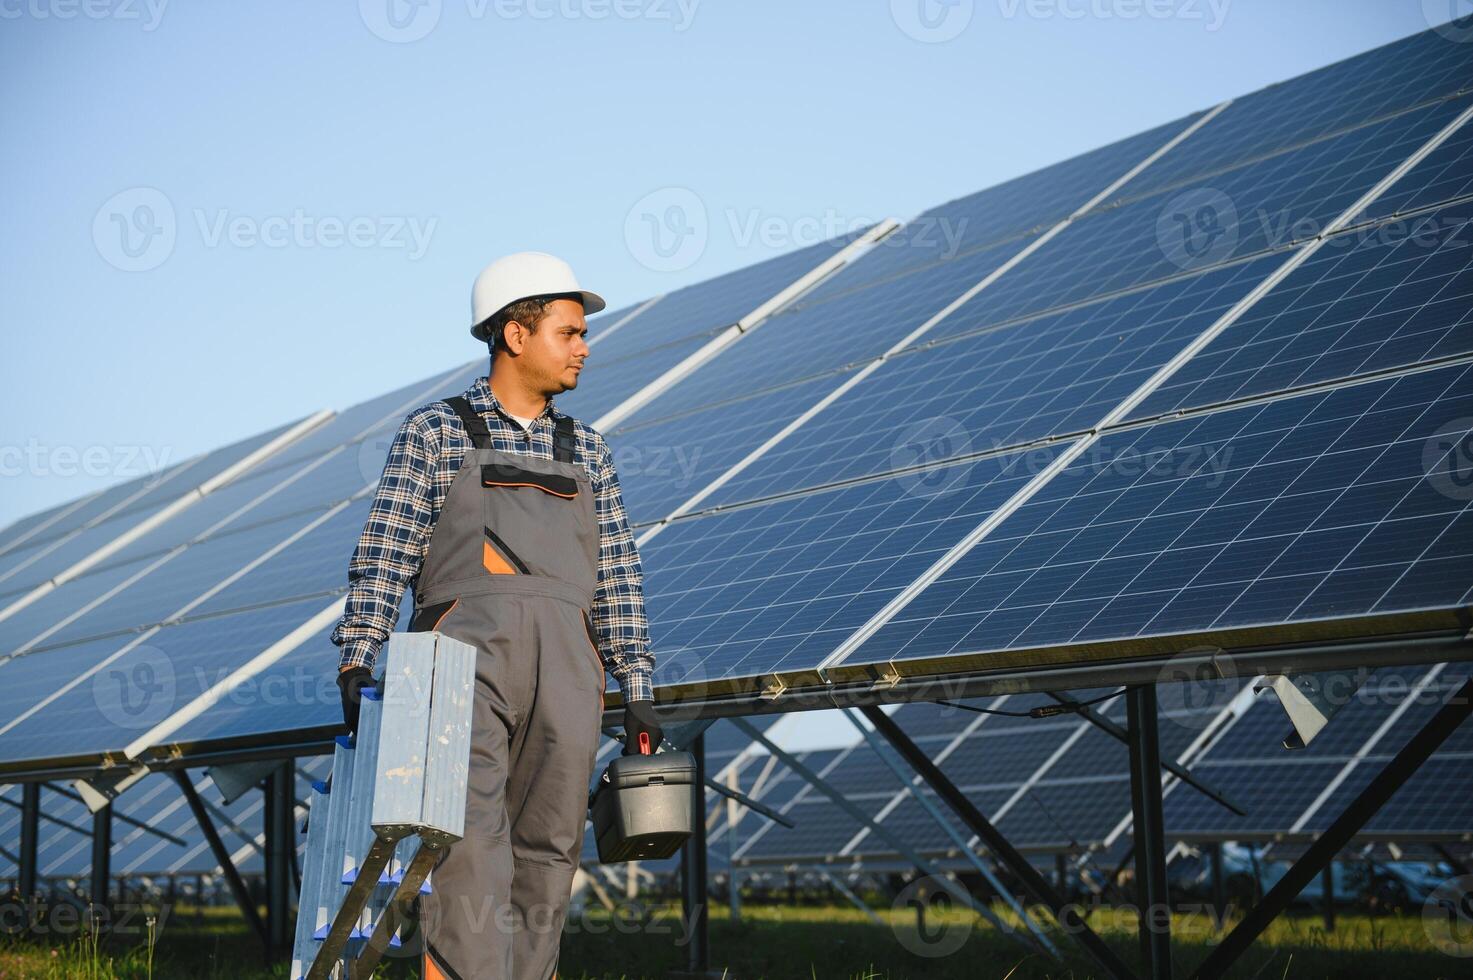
(501, 319, 527, 355)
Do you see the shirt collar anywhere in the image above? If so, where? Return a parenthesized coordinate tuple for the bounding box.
(464, 375, 562, 426)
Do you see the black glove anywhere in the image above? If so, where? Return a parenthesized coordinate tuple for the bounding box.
(622, 699, 663, 755)
(337, 666, 374, 736)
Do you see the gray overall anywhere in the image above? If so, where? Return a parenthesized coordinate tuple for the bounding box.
(408, 396, 605, 980)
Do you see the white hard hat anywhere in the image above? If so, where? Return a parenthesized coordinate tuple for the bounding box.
(470, 251, 606, 342)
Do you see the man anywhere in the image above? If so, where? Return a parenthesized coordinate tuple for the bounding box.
(330, 251, 661, 979)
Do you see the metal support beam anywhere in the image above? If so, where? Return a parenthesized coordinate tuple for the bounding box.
(725, 768, 742, 924)
(1191, 675, 1473, 980)
(1048, 691, 1246, 817)
(843, 707, 1060, 958)
(1126, 685, 1172, 980)
(1321, 863, 1335, 933)
(172, 769, 269, 956)
(89, 803, 111, 914)
(0, 792, 94, 838)
(1209, 843, 1226, 931)
(1435, 843, 1470, 878)
(18, 783, 39, 901)
(44, 782, 189, 846)
(703, 773, 794, 827)
(265, 763, 292, 959)
(860, 705, 1136, 980)
(681, 732, 710, 975)
(731, 716, 1032, 953)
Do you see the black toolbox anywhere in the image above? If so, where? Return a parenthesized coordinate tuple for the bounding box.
(588, 751, 695, 863)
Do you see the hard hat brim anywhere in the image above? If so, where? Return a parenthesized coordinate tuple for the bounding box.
(470, 289, 607, 342)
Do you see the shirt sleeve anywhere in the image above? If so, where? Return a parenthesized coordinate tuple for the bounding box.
(330, 412, 439, 672)
(589, 431, 655, 702)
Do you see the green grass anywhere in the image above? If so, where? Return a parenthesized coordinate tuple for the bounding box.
(0, 902, 1464, 979)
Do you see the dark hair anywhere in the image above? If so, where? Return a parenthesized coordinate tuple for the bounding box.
(486, 293, 579, 354)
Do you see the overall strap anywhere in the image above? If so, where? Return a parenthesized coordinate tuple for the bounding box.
(444, 396, 491, 450)
(553, 416, 576, 463)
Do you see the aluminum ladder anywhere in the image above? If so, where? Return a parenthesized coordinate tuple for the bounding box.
(291, 631, 476, 980)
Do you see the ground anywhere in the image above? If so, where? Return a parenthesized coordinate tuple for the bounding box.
(0, 902, 1463, 979)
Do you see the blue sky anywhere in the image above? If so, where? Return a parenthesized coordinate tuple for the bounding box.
(0, 0, 1447, 529)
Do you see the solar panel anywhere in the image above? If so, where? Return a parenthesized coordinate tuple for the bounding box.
(1163, 663, 1473, 839)
(0, 595, 334, 768)
(817, 115, 1202, 287)
(639, 447, 1053, 689)
(9, 503, 362, 656)
(242, 363, 483, 476)
(0, 362, 480, 657)
(1113, 22, 1473, 200)
(837, 360, 1473, 679)
(1131, 206, 1473, 421)
(697, 254, 1284, 508)
(587, 229, 870, 362)
(932, 98, 1469, 340)
(0, 415, 314, 597)
(0, 493, 101, 558)
(613, 232, 1040, 430)
(555, 229, 877, 423)
(155, 594, 413, 750)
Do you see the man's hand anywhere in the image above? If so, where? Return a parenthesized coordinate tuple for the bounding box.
(622, 698, 663, 755)
(337, 666, 374, 736)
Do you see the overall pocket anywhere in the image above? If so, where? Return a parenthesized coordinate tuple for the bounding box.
(581, 611, 607, 718)
(410, 597, 460, 633)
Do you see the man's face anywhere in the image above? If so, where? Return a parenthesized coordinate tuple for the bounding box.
(508, 298, 590, 393)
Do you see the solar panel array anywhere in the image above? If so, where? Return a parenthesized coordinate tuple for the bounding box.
(724, 690, 1233, 866)
(1167, 662, 1473, 840)
(0, 757, 329, 887)
(0, 23, 1467, 885)
(717, 664, 1473, 866)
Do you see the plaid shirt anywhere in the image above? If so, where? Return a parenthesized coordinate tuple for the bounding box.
(330, 375, 654, 702)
